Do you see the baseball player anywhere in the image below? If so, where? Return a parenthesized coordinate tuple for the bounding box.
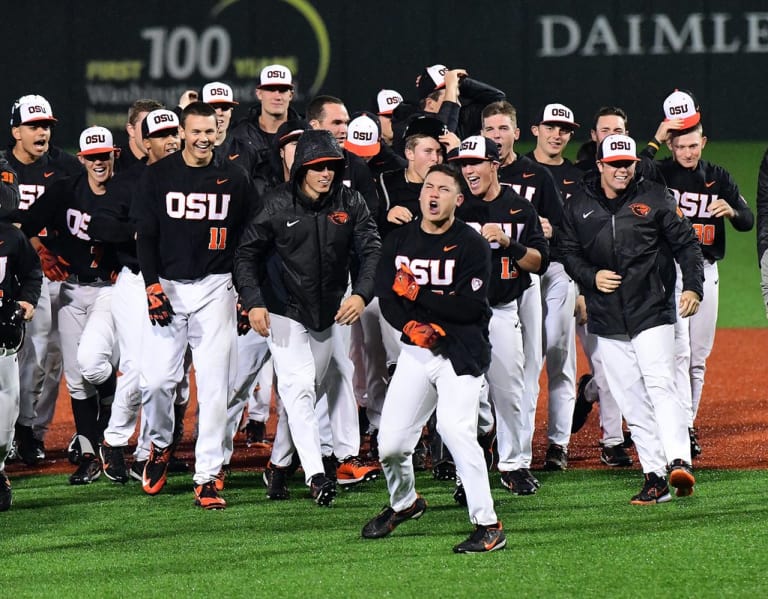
(236, 119, 310, 454)
(362, 164, 505, 553)
(234, 129, 381, 506)
(131, 101, 255, 509)
(229, 64, 301, 172)
(20, 126, 121, 485)
(658, 115, 754, 456)
(306, 96, 384, 481)
(526, 103, 586, 470)
(758, 147, 768, 316)
(114, 99, 164, 172)
(452, 136, 549, 497)
(90, 108, 192, 483)
(0, 162, 42, 510)
(559, 134, 703, 504)
(481, 101, 564, 478)
(374, 89, 403, 146)
(570, 104, 685, 466)
(6, 94, 82, 465)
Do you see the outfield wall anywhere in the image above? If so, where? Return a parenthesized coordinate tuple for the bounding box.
(3, 1, 767, 145)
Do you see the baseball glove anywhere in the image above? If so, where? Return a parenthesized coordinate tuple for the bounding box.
(403, 320, 445, 349)
(392, 264, 420, 301)
(146, 283, 174, 326)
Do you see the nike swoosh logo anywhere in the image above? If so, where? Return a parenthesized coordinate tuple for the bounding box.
(226, 283, 234, 290)
(228, 154, 240, 160)
(443, 244, 457, 252)
(705, 181, 715, 188)
(582, 210, 595, 219)
(522, 172, 535, 179)
(217, 178, 229, 185)
(509, 209, 522, 215)
(44, 171, 55, 178)
(287, 220, 300, 227)
(563, 179, 575, 185)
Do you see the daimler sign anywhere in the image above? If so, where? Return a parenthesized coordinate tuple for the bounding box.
(538, 12, 768, 56)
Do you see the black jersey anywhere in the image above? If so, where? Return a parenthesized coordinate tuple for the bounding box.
(215, 135, 260, 181)
(88, 161, 145, 272)
(658, 158, 753, 262)
(21, 174, 119, 282)
(114, 146, 144, 173)
(498, 154, 563, 224)
(525, 154, 584, 201)
(376, 218, 492, 377)
(133, 151, 256, 283)
(0, 221, 42, 306)
(377, 169, 424, 238)
(0, 158, 19, 218)
(457, 186, 550, 305)
(6, 147, 83, 222)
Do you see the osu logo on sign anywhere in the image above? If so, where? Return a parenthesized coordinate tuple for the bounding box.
(551, 107, 572, 119)
(352, 130, 373, 141)
(86, 134, 106, 144)
(153, 113, 174, 124)
(209, 87, 229, 97)
(610, 140, 632, 151)
(668, 104, 689, 115)
(267, 70, 286, 79)
(460, 140, 477, 151)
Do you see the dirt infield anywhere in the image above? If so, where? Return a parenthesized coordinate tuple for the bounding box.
(6, 328, 766, 479)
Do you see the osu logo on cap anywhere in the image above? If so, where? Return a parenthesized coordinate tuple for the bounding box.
(153, 113, 175, 124)
(267, 70, 286, 79)
(460, 139, 477, 151)
(85, 133, 106, 144)
(352, 130, 373, 141)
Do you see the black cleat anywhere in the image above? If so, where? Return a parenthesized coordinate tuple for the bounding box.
(453, 522, 507, 553)
(0, 471, 12, 512)
(263, 463, 290, 500)
(600, 444, 633, 467)
(544, 443, 568, 471)
(500, 469, 538, 495)
(362, 495, 427, 539)
(69, 453, 102, 485)
(571, 374, 595, 433)
(310, 473, 336, 507)
(100, 442, 129, 483)
(630, 472, 671, 505)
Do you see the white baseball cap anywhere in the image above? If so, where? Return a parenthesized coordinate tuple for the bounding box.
(11, 96, 57, 126)
(417, 64, 447, 99)
(376, 89, 403, 116)
(663, 89, 701, 129)
(202, 82, 238, 106)
(343, 114, 380, 157)
(598, 134, 640, 163)
(537, 103, 579, 128)
(78, 126, 116, 156)
(449, 135, 501, 163)
(141, 109, 180, 138)
(258, 64, 293, 89)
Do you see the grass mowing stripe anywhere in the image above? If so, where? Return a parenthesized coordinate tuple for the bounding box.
(1, 469, 766, 597)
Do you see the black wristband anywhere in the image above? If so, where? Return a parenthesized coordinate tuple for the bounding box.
(508, 240, 527, 261)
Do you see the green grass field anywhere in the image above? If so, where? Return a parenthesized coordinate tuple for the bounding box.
(2, 470, 766, 597)
(3, 141, 765, 597)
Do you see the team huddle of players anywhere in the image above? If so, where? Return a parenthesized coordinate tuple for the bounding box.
(0, 63, 754, 554)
